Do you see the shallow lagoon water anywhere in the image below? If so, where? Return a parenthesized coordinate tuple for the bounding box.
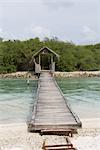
(0, 77, 100, 124)
(0, 79, 37, 124)
(57, 77, 100, 119)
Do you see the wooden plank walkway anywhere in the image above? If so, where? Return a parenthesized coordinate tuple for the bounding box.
(28, 71, 82, 134)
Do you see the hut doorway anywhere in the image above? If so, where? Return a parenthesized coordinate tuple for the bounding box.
(41, 54, 51, 70)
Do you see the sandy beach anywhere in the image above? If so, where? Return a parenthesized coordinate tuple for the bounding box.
(0, 119, 100, 150)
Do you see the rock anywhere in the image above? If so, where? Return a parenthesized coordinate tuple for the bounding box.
(54, 71, 100, 78)
(0, 71, 37, 79)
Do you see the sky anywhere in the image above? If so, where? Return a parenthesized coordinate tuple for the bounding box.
(0, 0, 99, 44)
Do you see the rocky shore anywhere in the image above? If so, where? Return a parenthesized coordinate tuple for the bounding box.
(54, 71, 100, 78)
(0, 71, 37, 79)
(0, 71, 100, 79)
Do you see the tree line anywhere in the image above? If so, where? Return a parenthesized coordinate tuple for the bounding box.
(0, 37, 100, 73)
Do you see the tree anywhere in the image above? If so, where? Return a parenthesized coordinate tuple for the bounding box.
(0, 37, 100, 73)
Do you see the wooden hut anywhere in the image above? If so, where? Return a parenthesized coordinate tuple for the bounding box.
(33, 47, 59, 74)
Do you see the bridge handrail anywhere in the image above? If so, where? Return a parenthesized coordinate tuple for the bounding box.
(28, 79, 40, 130)
(53, 77, 82, 128)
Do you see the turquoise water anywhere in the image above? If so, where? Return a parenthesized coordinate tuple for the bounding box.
(0, 79, 37, 124)
(0, 77, 100, 124)
(57, 77, 100, 119)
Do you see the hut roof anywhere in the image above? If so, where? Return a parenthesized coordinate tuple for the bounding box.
(33, 46, 60, 58)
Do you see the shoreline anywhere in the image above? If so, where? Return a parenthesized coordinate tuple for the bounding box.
(54, 71, 100, 78)
(0, 118, 100, 150)
(0, 71, 37, 79)
(0, 71, 100, 79)
(0, 117, 100, 129)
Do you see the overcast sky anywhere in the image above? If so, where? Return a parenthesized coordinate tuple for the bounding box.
(0, 0, 99, 44)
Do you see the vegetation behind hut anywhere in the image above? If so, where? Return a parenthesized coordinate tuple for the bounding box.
(0, 37, 100, 73)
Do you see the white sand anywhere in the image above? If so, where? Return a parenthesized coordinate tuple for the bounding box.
(0, 118, 100, 150)
(81, 118, 100, 129)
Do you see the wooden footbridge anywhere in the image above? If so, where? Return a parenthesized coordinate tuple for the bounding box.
(28, 71, 82, 135)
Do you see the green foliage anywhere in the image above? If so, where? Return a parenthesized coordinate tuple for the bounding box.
(0, 37, 100, 73)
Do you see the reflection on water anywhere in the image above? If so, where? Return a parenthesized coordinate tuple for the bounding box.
(57, 77, 100, 119)
(0, 79, 37, 124)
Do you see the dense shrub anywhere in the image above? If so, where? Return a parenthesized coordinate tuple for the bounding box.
(0, 38, 100, 73)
